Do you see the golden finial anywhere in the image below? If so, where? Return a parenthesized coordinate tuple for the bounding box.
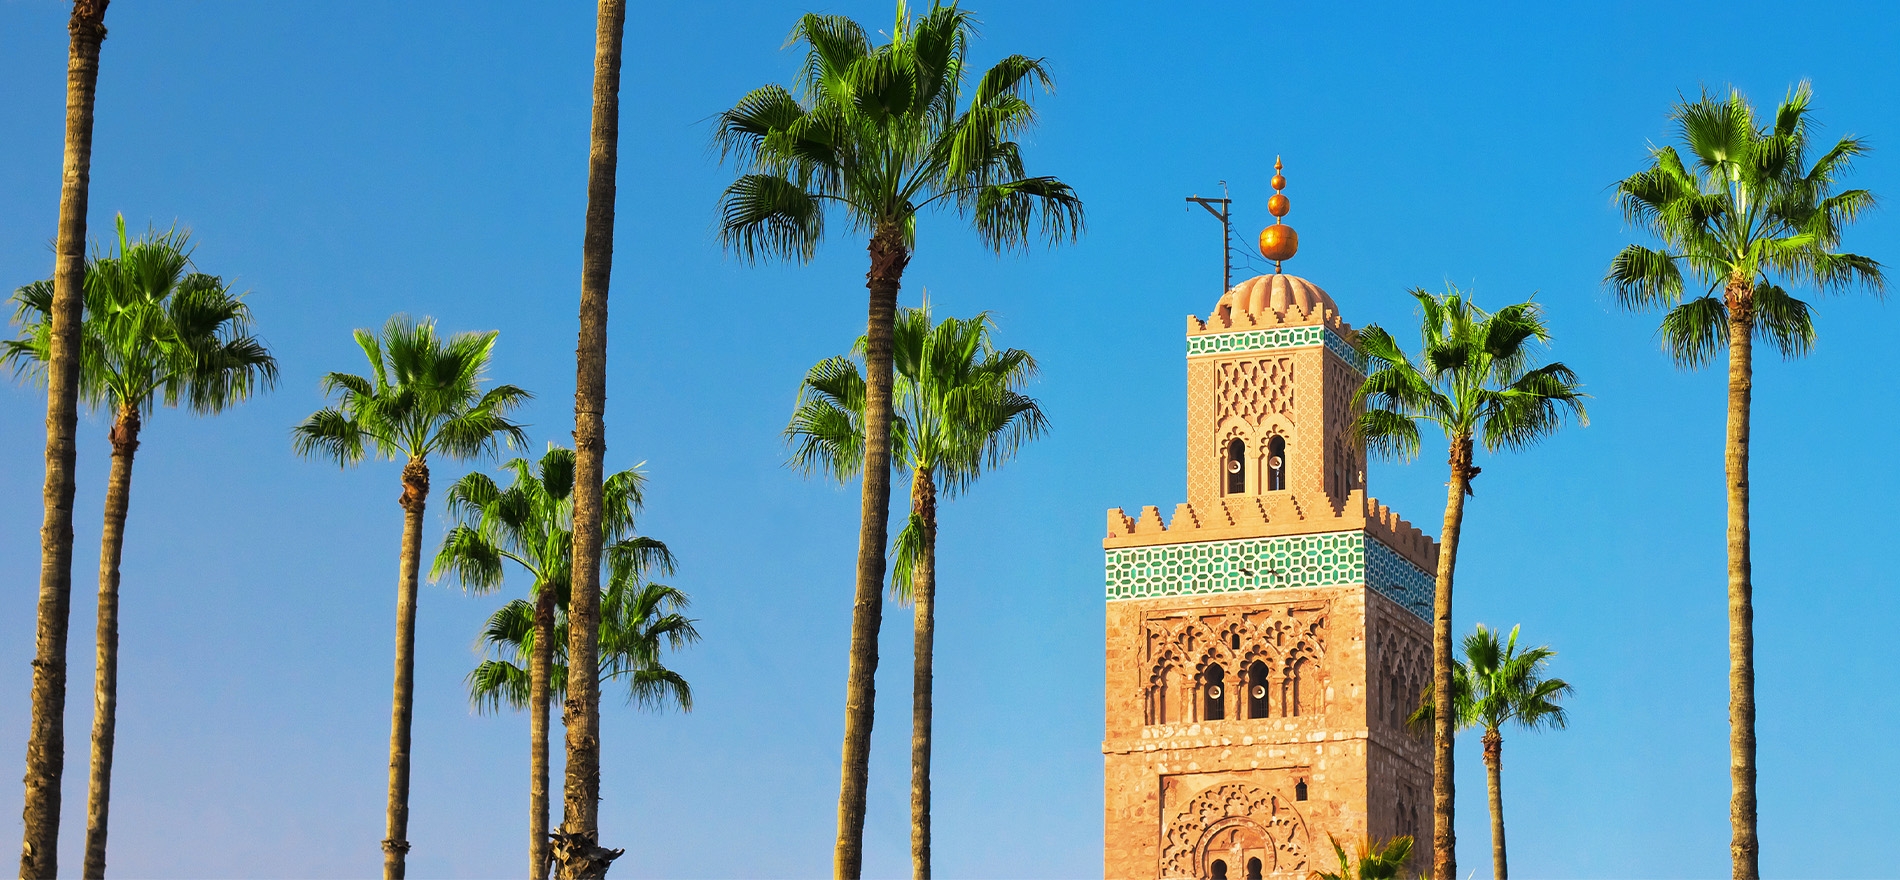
(1258, 155, 1299, 273)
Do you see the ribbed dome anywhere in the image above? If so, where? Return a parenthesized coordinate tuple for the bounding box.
(1214, 274, 1336, 327)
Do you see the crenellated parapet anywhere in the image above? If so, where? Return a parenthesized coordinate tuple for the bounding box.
(1106, 493, 1436, 568)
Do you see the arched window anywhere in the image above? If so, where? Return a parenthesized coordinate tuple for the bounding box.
(1266, 436, 1286, 491)
(1210, 859, 1229, 880)
(1203, 664, 1226, 721)
(1295, 779, 1308, 801)
(1225, 439, 1246, 494)
(1247, 659, 1270, 719)
(1246, 857, 1263, 880)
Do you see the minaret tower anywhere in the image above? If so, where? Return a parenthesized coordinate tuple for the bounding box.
(1102, 162, 1439, 880)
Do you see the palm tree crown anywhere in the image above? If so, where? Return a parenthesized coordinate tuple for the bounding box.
(433, 446, 689, 711)
(434, 446, 672, 603)
(715, 1, 1084, 261)
(1607, 82, 1883, 364)
(291, 315, 530, 465)
(1410, 624, 1572, 737)
(1352, 287, 1587, 466)
(468, 577, 698, 715)
(786, 304, 1047, 591)
(4, 216, 277, 416)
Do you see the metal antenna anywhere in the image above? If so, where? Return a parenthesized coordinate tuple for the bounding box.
(1185, 181, 1234, 294)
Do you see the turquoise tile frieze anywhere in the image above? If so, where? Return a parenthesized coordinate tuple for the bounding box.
(1186, 326, 1367, 374)
(1105, 530, 1430, 620)
(1186, 325, 1323, 356)
(1364, 537, 1433, 618)
(1322, 328, 1370, 374)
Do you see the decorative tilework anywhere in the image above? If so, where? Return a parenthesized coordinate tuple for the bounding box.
(1364, 538, 1433, 618)
(1187, 325, 1367, 374)
(1186, 325, 1322, 357)
(1105, 530, 1430, 620)
(1323, 328, 1370, 374)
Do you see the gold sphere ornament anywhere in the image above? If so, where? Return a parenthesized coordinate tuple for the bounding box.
(1259, 223, 1299, 262)
(1259, 155, 1299, 267)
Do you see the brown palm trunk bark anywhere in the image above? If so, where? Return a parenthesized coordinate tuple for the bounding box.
(1482, 728, 1505, 880)
(834, 228, 906, 880)
(1431, 435, 1474, 880)
(909, 467, 938, 880)
(383, 458, 429, 879)
(1723, 278, 1757, 880)
(80, 407, 139, 878)
(558, 0, 628, 876)
(21, 4, 109, 877)
(530, 583, 557, 880)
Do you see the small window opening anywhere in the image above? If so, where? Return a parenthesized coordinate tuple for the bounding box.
(1225, 439, 1247, 494)
(1247, 660, 1270, 718)
(1230, 633, 1241, 651)
(1266, 436, 1287, 491)
(1295, 779, 1308, 801)
(1210, 859, 1228, 880)
(1203, 664, 1226, 721)
(1246, 857, 1263, 880)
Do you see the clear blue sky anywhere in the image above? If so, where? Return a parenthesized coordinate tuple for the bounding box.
(2, 1, 1896, 877)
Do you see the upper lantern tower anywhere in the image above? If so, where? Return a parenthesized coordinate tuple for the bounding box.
(1102, 161, 1440, 880)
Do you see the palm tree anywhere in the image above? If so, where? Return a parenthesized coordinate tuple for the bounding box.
(1351, 287, 1586, 880)
(716, 6, 1081, 872)
(787, 304, 1046, 878)
(1409, 625, 1571, 880)
(5, 217, 277, 878)
(1605, 83, 1882, 880)
(564, 0, 630, 871)
(432, 446, 675, 880)
(1308, 834, 1414, 880)
(20, 2, 112, 874)
(291, 316, 529, 880)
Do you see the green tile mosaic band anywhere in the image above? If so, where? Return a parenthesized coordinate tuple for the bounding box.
(1186, 326, 1368, 373)
(1104, 530, 1429, 619)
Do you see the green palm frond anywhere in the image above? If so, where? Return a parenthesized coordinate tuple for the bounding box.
(889, 510, 927, 603)
(4, 217, 279, 421)
(1354, 285, 1585, 461)
(1413, 623, 1572, 739)
(716, 0, 1082, 263)
(1609, 82, 1884, 367)
(292, 315, 529, 467)
(446, 445, 696, 715)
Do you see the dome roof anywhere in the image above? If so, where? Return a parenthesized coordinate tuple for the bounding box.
(1213, 273, 1337, 328)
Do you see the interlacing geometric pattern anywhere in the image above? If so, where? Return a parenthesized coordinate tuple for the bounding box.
(1217, 357, 1295, 424)
(1142, 604, 1328, 725)
(1186, 325, 1367, 374)
(1104, 531, 1430, 620)
(1364, 538, 1433, 617)
(1159, 782, 1310, 879)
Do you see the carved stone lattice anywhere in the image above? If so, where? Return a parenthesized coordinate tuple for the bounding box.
(1372, 607, 1430, 738)
(1217, 358, 1295, 427)
(1144, 604, 1329, 723)
(1159, 782, 1310, 879)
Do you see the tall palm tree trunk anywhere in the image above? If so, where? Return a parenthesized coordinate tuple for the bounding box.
(835, 228, 907, 880)
(1723, 278, 1757, 880)
(81, 407, 139, 878)
(383, 458, 429, 879)
(21, 4, 109, 876)
(1482, 729, 1505, 880)
(1431, 435, 1475, 880)
(559, 1, 627, 876)
(909, 467, 938, 880)
(530, 585, 556, 880)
